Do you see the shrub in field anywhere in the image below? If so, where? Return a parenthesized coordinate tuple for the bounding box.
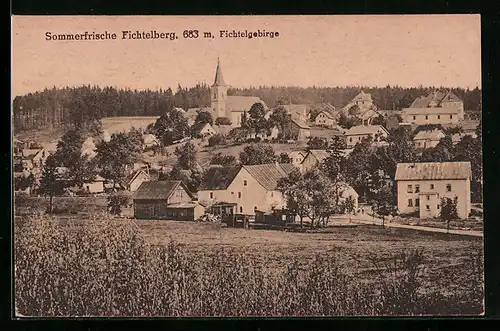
(14, 214, 484, 317)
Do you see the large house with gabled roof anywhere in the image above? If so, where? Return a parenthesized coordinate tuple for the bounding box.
(197, 163, 296, 215)
(395, 161, 471, 219)
(402, 90, 465, 125)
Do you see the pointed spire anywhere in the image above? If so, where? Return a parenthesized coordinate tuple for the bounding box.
(213, 58, 226, 86)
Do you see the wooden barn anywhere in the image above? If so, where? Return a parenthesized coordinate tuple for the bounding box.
(132, 180, 204, 221)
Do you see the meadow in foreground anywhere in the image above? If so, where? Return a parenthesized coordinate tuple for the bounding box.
(14, 214, 483, 317)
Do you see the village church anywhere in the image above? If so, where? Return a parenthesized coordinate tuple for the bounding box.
(210, 59, 268, 127)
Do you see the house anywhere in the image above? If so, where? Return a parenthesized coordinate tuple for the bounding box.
(300, 149, 329, 172)
(83, 175, 106, 194)
(344, 125, 389, 148)
(340, 184, 360, 213)
(343, 91, 375, 113)
(81, 137, 97, 159)
(191, 122, 217, 137)
(132, 180, 204, 220)
(283, 104, 309, 122)
(288, 150, 307, 168)
(142, 133, 160, 149)
(394, 161, 471, 219)
(315, 110, 337, 126)
(198, 163, 296, 216)
(285, 118, 311, 140)
(123, 170, 151, 192)
(359, 109, 380, 125)
(451, 132, 478, 145)
(402, 90, 464, 125)
(21, 148, 48, 170)
(413, 129, 446, 149)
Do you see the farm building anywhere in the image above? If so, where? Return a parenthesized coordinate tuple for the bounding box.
(394, 161, 471, 219)
(300, 149, 328, 173)
(285, 118, 311, 141)
(413, 129, 446, 149)
(344, 125, 389, 148)
(123, 169, 151, 192)
(83, 175, 106, 194)
(198, 163, 296, 216)
(283, 104, 309, 122)
(132, 180, 204, 220)
(191, 122, 217, 137)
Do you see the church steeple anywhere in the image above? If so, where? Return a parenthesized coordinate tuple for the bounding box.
(213, 57, 226, 86)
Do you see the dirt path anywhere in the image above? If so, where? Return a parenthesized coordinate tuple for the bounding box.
(347, 214, 483, 238)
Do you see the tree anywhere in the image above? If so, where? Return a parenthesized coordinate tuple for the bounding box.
(94, 132, 141, 189)
(194, 109, 214, 126)
(277, 169, 306, 228)
(307, 137, 328, 150)
(211, 152, 238, 167)
(338, 113, 361, 129)
(342, 196, 356, 223)
(174, 141, 198, 170)
(107, 191, 131, 215)
(348, 104, 361, 116)
(370, 185, 397, 228)
(371, 114, 387, 127)
(246, 102, 269, 136)
(321, 136, 348, 206)
(208, 134, 226, 147)
(152, 108, 190, 146)
(345, 136, 374, 200)
(440, 197, 459, 233)
(239, 143, 277, 165)
(268, 105, 290, 139)
(215, 117, 232, 126)
(53, 129, 85, 168)
(38, 154, 62, 213)
(278, 153, 292, 164)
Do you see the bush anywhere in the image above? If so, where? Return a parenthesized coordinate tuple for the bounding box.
(208, 134, 226, 147)
(14, 214, 483, 317)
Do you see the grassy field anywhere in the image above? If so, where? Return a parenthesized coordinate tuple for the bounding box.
(101, 116, 160, 134)
(14, 214, 483, 316)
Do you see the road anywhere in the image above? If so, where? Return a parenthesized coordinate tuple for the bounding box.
(330, 214, 483, 238)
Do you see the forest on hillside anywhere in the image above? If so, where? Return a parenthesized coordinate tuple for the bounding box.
(13, 84, 481, 133)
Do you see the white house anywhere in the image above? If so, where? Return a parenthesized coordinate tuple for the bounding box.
(142, 133, 160, 149)
(191, 122, 217, 137)
(197, 163, 296, 216)
(413, 129, 446, 149)
(123, 169, 151, 192)
(342, 91, 375, 113)
(83, 175, 106, 194)
(402, 90, 464, 125)
(288, 150, 307, 168)
(315, 111, 336, 126)
(394, 162, 471, 219)
(344, 125, 389, 148)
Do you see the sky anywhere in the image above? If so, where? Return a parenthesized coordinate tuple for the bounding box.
(11, 15, 481, 97)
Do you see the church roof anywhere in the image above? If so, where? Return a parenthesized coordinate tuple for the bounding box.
(213, 58, 226, 86)
(226, 96, 267, 112)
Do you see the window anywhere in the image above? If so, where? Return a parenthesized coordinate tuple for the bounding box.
(415, 184, 420, 193)
(426, 195, 430, 200)
(408, 199, 413, 207)
(244, 180, 247, 186)
(426, 205, 430, 210)
(238, 192, 242, 198)
(407, 184, 413, 193)
(437, 115, 441, 119)
(231, 192, 234, 195)
(254, 206, 257, 211)
(210, 192, 213, 199)
(270, 192, 274, 197)
(413, 116, 416, 120)
(349, 138, 353, 143)
(415, 198, 420, 207)
(239, 206, 243, 213)
(450, 115, 453, 119)
(446, 184, 452, 192)
(437, 204, 440, 209)
(425, 115, 429, 120)
(430, 184, 434, 190)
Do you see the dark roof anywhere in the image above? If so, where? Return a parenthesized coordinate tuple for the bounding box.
(395, 162, 471, 181)
(198, 166, 241, 190)
(213, 58, 226, 86)
(242, 163, 295, 190)
(290, 118, 311, 129)
(133, 180, 193, 200)
(409, 90, 462, 108)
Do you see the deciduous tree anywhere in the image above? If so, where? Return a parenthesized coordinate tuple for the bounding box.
(239, 143, 277, 165)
